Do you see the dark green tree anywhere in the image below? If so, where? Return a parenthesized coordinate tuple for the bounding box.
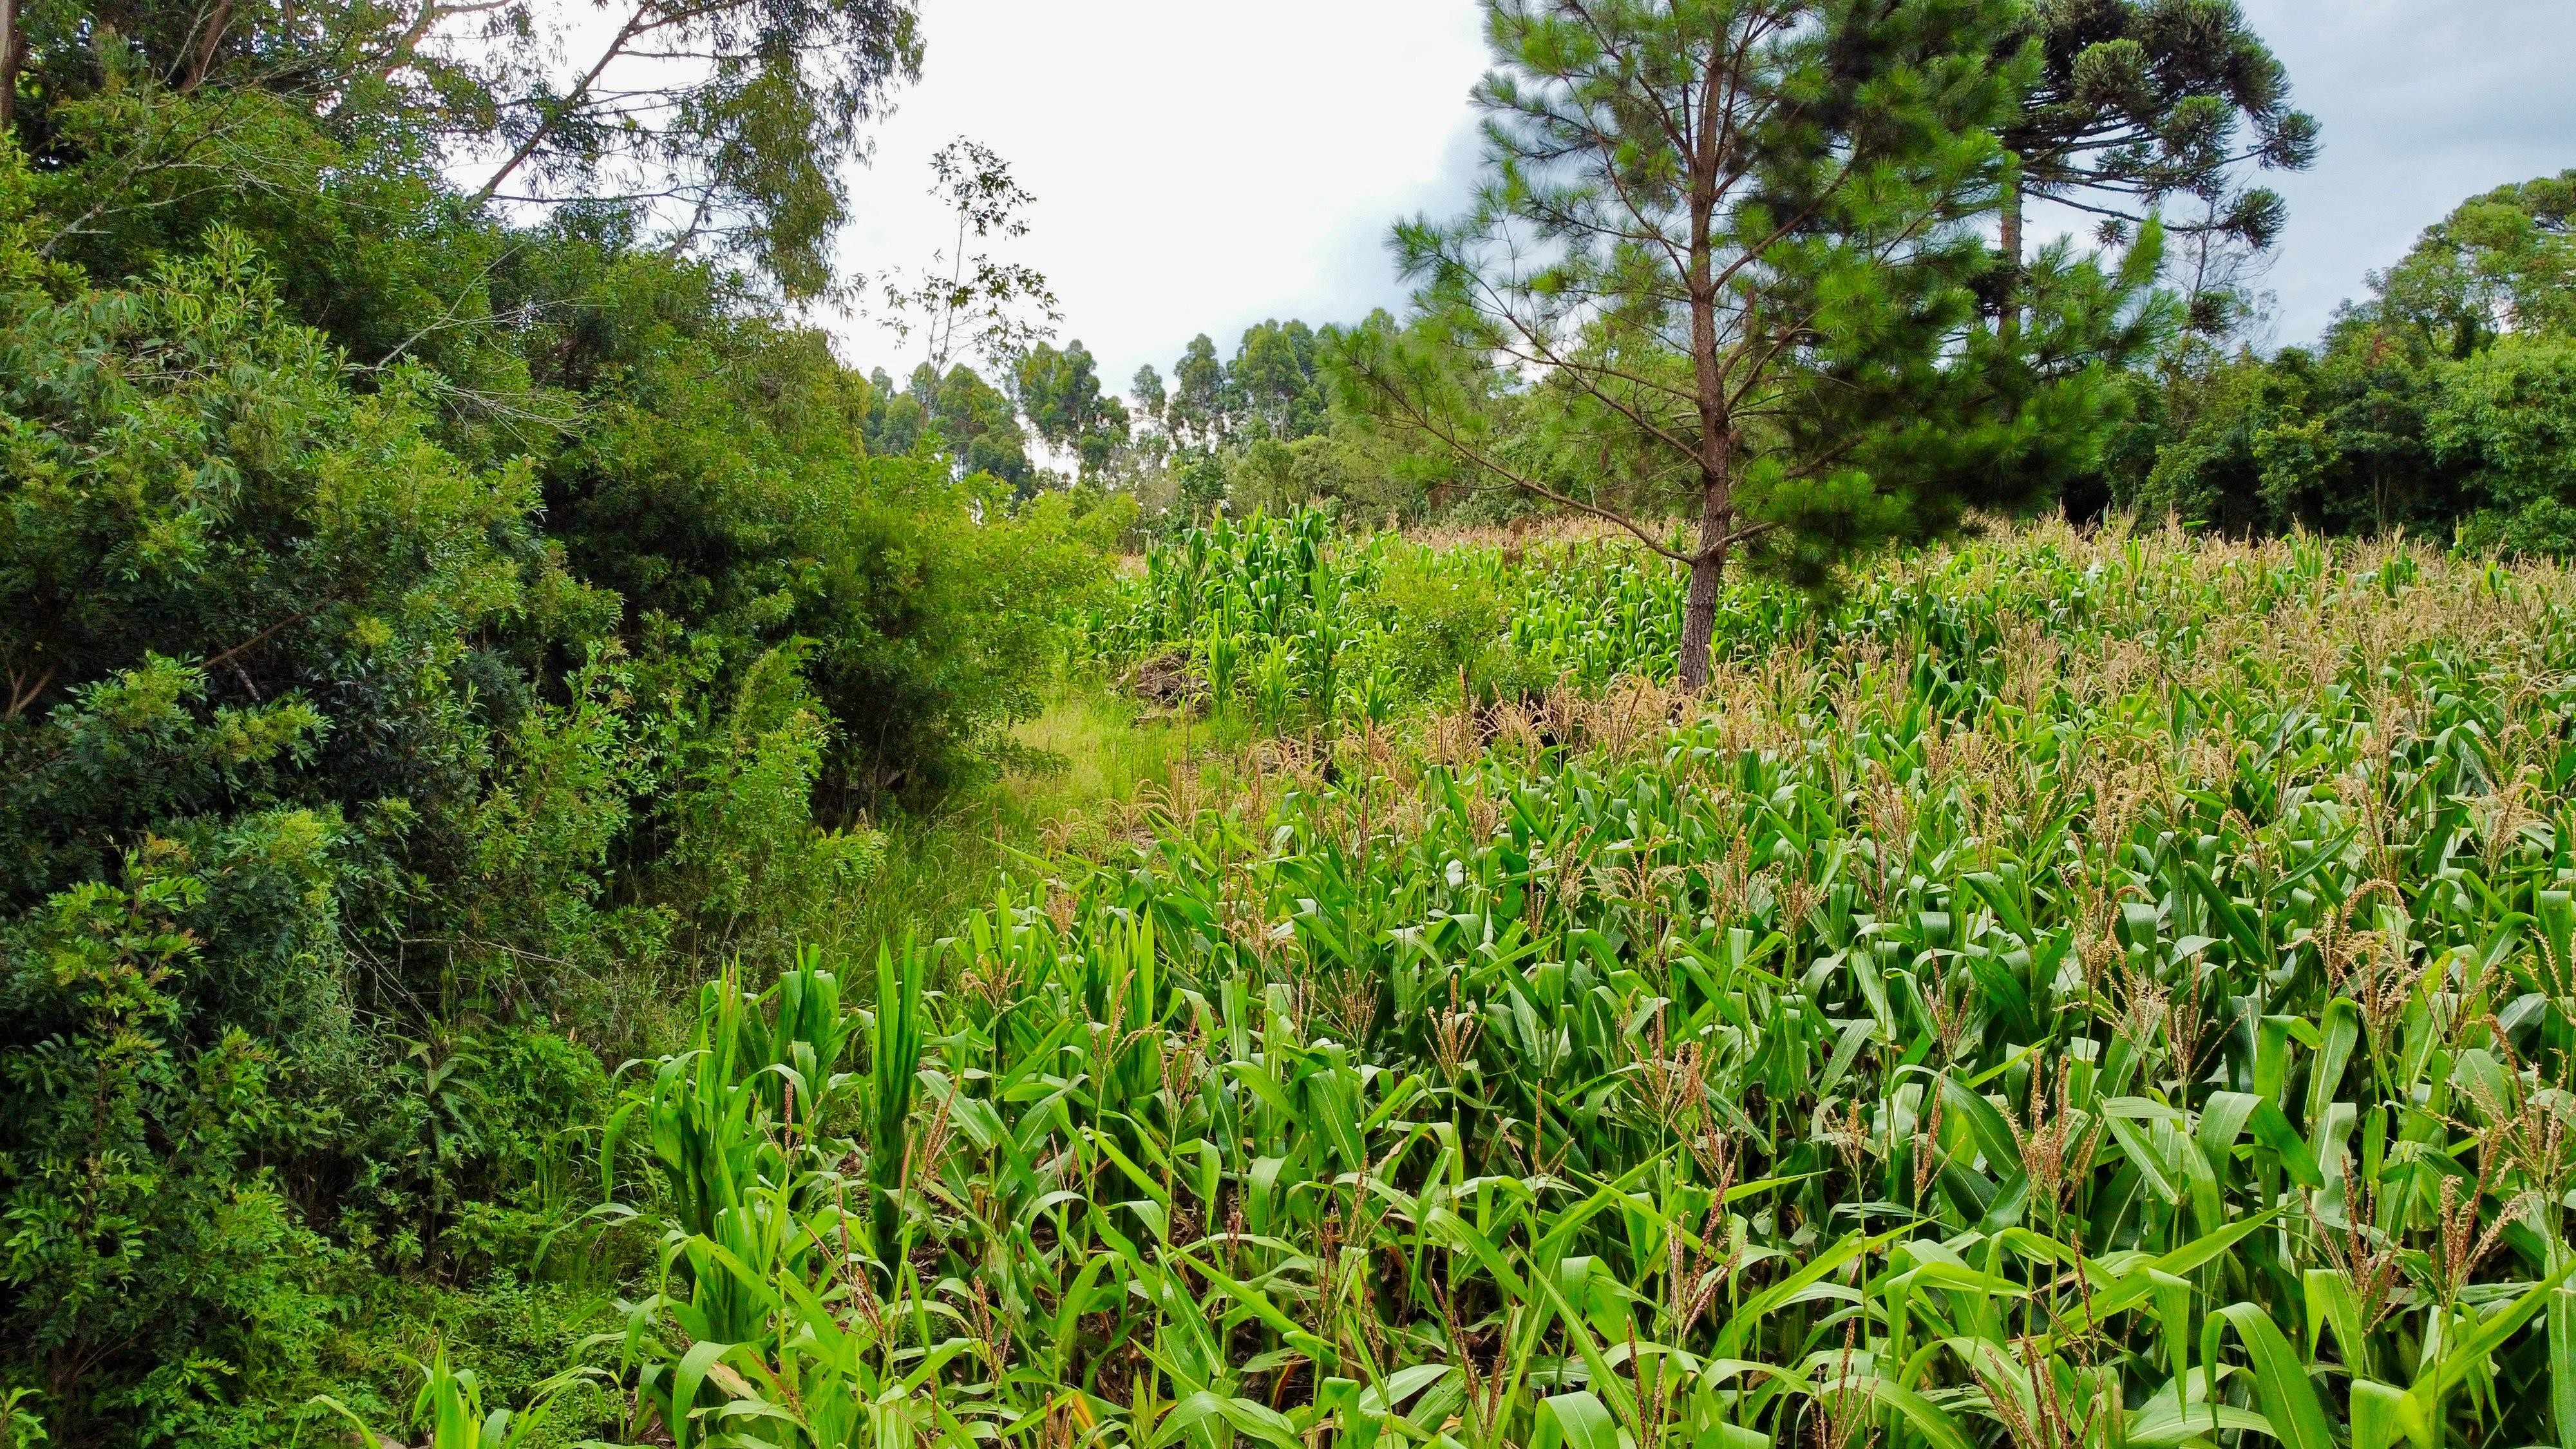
(1338, 0, 2164, 689)
(913, 361, 1034, 493)
(1129, 363, 1168, 433)
(2116, 171, 2576, 544)
(0, 223, 630, 1438)
(1168, 333, 1229, 449)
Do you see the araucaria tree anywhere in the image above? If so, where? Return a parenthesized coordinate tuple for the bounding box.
(1999, 0, 2318, 333)
(1338, 0, 2163, 689)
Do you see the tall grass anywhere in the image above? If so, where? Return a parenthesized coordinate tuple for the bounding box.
(837, 687, 1243, 969)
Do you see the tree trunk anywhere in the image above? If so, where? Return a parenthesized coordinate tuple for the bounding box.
(1998, 169, 2024, 339)
(182, 0, 232, 90)
(1676, 469, 1730, 693)
(1675, 45, 1734, 694)
(183, 0, 233, 90)
(1, 0, 19, 134)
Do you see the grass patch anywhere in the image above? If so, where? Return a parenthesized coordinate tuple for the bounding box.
(841, 681, 1245, 961)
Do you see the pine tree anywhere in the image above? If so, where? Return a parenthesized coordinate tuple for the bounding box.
(1337, 0, 2166, 688)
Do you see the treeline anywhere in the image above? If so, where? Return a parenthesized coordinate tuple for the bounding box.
(1076, 167, 2576, 553)
(2102, 171, 2576, 547)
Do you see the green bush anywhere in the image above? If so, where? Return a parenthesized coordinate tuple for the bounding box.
(2433, 339, 2576, 551)
(0, 138, 1113, 1439)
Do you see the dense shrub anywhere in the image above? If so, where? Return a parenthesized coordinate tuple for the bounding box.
(0, 138, 1112, 1439)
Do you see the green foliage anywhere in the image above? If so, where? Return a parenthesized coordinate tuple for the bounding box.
(1113, 321, 1371, 531)
(916, 361, 1039, 493)
(1, 1388, 42, 1448)
(314, 1345, 603, 1449)
(1168, 333, 1231, 450)
(2112, 171, 2576, 545)
(1018, 340, 1131, 481)
(0, 40, 1110, 1438)
(1336, 0, 2167, 688)
(2372, 171, 2576, 358)
(1, 837, 339, 1445)
(2432, 339, 2576, 551)
(658, 646, 885, 965)
(11, 0, 920, 301)
(1227, 319, 1327, 442)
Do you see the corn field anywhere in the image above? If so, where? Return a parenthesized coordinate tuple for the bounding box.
(383, 519, 2576, 1449)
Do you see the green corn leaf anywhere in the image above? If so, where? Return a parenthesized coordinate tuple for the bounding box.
(2304, 1269, 2367, 1370)
(2552, 1284, 2576, 1449)
(668, 1339, 736, 1449)
(2347, 1379, 2426, 1449)
(2210, 1303, 2336, 1449)
(2406, 1255, 2576, 1426)
(2125, 1401, 2274, 1447)
(1531, 1390, 1624, 1449)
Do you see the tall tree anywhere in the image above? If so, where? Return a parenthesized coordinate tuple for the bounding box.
(1168, 333, 1236, 450)
(463, 0, 922, 296)
(1124, 363, 1173, 474)
(4, 0, 920, 299)
(2364, 169, 2576, 357)
(1016, 339, 1130, 480)
(1998, 0, 2317, 330)
(911, 361, 1033, 493)
(1338, 0, 2163, 690)
(880, 137, 1059, 372)
(1130, 363, 1168, 433)
(1230, 319, 1327, 439)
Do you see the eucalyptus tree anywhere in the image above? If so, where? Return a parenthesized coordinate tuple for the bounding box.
(1231, 318, 1327, 440)
(1168, 333, 1231, 450)
(1017, 339, 1131, 480)
(5, 0, 922, 299)
(1337, 0, 2165, 689)
(460, 0, 922, 296)
(882, 137, 1060, 372)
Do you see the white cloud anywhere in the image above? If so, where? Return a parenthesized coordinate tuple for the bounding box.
(830, 0, 1491, 387)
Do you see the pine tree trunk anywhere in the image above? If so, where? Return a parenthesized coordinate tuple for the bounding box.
(1999, 171, 2024, 338)
(1676, 469, 1730, 693)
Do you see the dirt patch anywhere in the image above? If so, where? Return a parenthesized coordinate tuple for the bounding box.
(1125, 650, 1203, 712)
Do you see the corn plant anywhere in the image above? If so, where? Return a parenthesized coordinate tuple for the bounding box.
(466, 523, 2576, 1449)
(311, 1349, 596, 1449)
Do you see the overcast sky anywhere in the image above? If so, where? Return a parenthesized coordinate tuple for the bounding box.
(829, 0, 2576, 386)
